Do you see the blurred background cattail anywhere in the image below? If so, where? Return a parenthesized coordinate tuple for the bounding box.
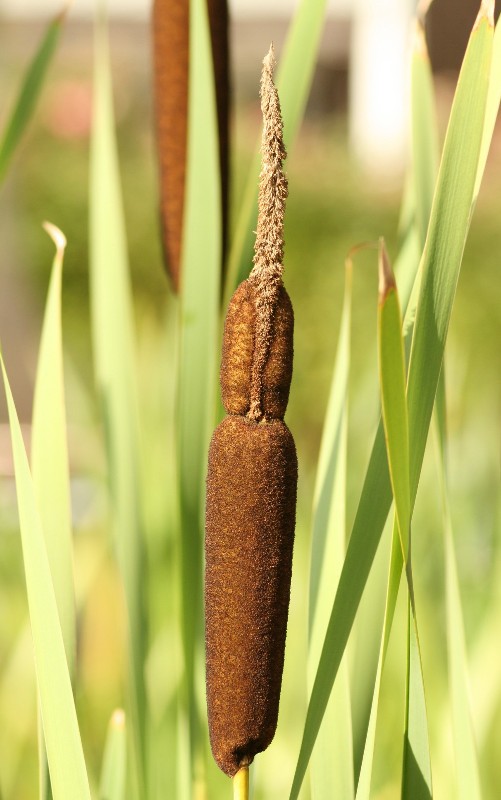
(152, 0, 230, 291)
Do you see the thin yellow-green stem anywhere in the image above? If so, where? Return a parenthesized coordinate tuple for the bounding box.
(233, 766, 249, 800)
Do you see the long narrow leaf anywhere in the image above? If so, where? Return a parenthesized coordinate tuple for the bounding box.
(378, 244, 410, 560)
(474, 12, 501, 198)
(177, 0, 222, 771)
(411, 21, 439, 250)
(0, 9, 65, 184)
(357, 245, 432, 799)
(31, 223, 76, 800)
(355, 527, 402, 800)
(289, 7, 494, 796)
(378, 246, 431, 798)
(89, 10, 146, 797)
(99, 710, 127, 800)
(401, 611, 432, 799)
(308, 264, 354, 799)
(32, 223, 75, 676)
(224, 0, 328, 301)
(0, 358, 91, 800)
(434, 385, 482, 800)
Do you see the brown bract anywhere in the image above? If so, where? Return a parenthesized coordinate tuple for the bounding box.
(152, 0, 229, 291)
(205, 416, 297, 776)
(221, 279, 293, 419)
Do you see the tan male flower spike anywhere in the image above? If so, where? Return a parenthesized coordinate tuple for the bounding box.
(205, 45, 297, 785)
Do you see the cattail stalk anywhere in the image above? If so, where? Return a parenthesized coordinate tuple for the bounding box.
(152, 0, 230, 290)
(205, 45, 297, 780)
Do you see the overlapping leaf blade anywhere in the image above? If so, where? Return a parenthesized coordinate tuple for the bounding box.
(1, 358, 91, 800)
(176, 0, 222, 772)
(89, 11, 146, 797)
(308, 266, 354, 799)
(289, 8, 494, 797)
(378, 246, 431, 798)
(434, 384, 482, 800)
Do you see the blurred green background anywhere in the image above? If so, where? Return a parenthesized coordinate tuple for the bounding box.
(0, 6, 500, 798)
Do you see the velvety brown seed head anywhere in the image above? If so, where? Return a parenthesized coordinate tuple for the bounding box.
(152, 0, 230, 291)
(205, 416, 297, 776)
(221, 280, 293, 419)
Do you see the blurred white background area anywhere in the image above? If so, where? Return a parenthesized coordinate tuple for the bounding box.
(2, 0, 376, 20)
(0, 0, 415, 175)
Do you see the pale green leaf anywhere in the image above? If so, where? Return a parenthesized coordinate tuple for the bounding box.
(411, 21, 440, 250)
(308, 265, 353, 800)
(356, 527, 402, 800)
(378, 242, 410, 558)
(0, 358, 91, 800)
(32, 224, 75, 673)
(401, 610, 432, 800)
(89, 10, 146, 797)
(99, 710, 127, 800)
(434, 385, 482, 800)
(474, 10, 501, 198)
(31, 224, 75, 800)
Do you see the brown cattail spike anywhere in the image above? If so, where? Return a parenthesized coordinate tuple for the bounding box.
(205, 44, 296, 780)
(205, 416, 297, 776)
(247, 44, 288, 421)
(152, 0, 230, 291)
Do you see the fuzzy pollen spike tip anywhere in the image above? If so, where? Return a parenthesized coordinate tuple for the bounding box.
(247, 43, 288, 422)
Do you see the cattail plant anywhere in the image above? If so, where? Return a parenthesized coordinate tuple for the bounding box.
(152, 0, 230, 290)
(205, 46, 297, 789)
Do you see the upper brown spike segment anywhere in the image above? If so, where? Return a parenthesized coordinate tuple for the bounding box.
(247, 44, 288, 421)
(152, 0, 230, 291)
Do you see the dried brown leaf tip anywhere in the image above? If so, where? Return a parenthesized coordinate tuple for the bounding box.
(152, 0, 230, 291)
(205, 45, 297, 779)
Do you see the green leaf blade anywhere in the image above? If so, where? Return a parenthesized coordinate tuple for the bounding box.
(378, 244, 410, 557)
(308, 267, 354, 800)
(435, 391, 482, 800)
(31, 224, 75, 800)
(99, 709, 127, 800)
(401, 614, 432, 800)
(1, 359, 91, 800)
(31, 224, 76, 675)
(411, 21, 440, 250)
(0, 10, 64, 184)
(289, 9, 494, 797)
(407, 8, 493, 497)
(89, 12, 146, 797)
